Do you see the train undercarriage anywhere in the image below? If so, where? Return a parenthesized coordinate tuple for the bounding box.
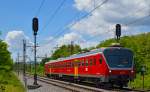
(46, 73, 131, 88)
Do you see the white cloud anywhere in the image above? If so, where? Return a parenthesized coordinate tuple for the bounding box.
(78, 40, 98, 49)
(74, 0, 94, 11)
(5, 31, 33, 61)
(71, 0, 150, 38)
(57, 32, 83, 46)
(5, 31, 29, 51)
(37, 36, 56, 58)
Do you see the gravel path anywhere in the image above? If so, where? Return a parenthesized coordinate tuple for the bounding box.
(17, 73, 71, 92)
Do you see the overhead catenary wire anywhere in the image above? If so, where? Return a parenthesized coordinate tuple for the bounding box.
(80, 0, 150, 42)
(82, 14, 150, 45)
(35, 0, 46, 17)
(60, 0, 145, 42)
(50, 12, 82, 39)
(48, 0, 109, 42)
(44, 0, 150, 49)
(39, 0, 109, 51)
(42, 0, 67, 31)
(51, 0, 149, 45)
(69, 0, 109, 29)
(81, 3, 150, 43)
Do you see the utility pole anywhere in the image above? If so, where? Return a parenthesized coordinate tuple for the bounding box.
(16, 58, 19, 75)
(70, 41, 74, 55)
(17, 52, 20, 75)
(23, 39, 27, 87)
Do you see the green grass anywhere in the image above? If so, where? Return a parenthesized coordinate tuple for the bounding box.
(27, 65, 45, 76)
(129, 74, 150, 90)
(0, 70, 25, 92)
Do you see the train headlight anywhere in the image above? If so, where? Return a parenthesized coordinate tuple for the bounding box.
(131, 70, 134, 73)
(109, 70, 112, 73)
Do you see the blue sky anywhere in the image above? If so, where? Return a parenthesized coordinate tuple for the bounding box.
(1, 0, 150, 61)
(0, 0, 80, 41)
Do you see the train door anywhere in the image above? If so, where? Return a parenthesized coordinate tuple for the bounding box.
(74, 59, 78, 78)
(97, 54, 104, 75)
(92, 55, 97, 75)
(88, 56, 93, 75)
(91, 54, 100, 75)
(84, 57, 89, 75)
(79, 58, 84, 75)
(49, 64, 51, 75)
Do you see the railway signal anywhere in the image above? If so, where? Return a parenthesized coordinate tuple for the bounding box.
(115, 24, 121, 42)
(32, 17, 39, 85)
(141, 65, 146, 90)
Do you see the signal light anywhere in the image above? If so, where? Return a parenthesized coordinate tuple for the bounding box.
(115, 24, 121, 42)
(32, 17, 38, 35)
(116, 24, 121, 37)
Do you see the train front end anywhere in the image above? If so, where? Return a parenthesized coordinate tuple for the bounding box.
(103, 47, 135, 87)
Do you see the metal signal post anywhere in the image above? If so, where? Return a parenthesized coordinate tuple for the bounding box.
(71, 41, 74, 55)
(23, 39, 27, 87)
(141, 65, 146, 90)
(32, 17, 39, 85)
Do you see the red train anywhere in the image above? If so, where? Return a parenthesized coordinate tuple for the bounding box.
(45, 45, 135, 87)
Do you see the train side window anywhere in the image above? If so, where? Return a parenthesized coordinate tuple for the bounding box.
(78, 61, 81, 67)
(93, 58, 96, 65)
(85, 59, 88, 66)
(82, 60, 84, 66)
(69, 62, 71, 67)
(99, 58, 102, 64)
(89, 59, 93, 65)
(72, 62, 74, 67)
(67, 62, 69, 67)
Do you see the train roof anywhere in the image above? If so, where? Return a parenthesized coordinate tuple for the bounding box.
(45, 48, 103, 64)
(45, 46, 131, 64)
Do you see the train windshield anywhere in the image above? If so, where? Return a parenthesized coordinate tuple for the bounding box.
(104, 48, 133, 68)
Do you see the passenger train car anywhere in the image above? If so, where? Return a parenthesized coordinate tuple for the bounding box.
(44, 45, 135, 87)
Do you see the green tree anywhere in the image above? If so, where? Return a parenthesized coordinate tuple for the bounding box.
(40, 57, 53, 66)
(51, 44, 81, 59)
(0, 40, 13, 71)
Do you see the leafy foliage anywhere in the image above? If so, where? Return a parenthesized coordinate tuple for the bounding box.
(40, 57, 53, 66)
(0, 40, 13, 71)
(51, 44, 81, 59)
(0, 38, 25, 92)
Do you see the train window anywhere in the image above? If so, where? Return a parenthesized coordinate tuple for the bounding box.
(62, 63, 64, 68)
(89, 59, 93, 65)
(70, 62, 71, 67)
(99, 58, 102, 64)
(67, 62, 69, 67)
(85, 59, 88, 66)
(77, 62, 80, 66)
(65, 62, 67, 67)
(69, 62, 71, 67)
(81, 60, 84, 66)
(93, 58, 96, 65)
(72, 62, 74, 67)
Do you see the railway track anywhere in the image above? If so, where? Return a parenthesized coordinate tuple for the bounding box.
(26, 74, 138, 92)
(28, 75, 111, 92)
